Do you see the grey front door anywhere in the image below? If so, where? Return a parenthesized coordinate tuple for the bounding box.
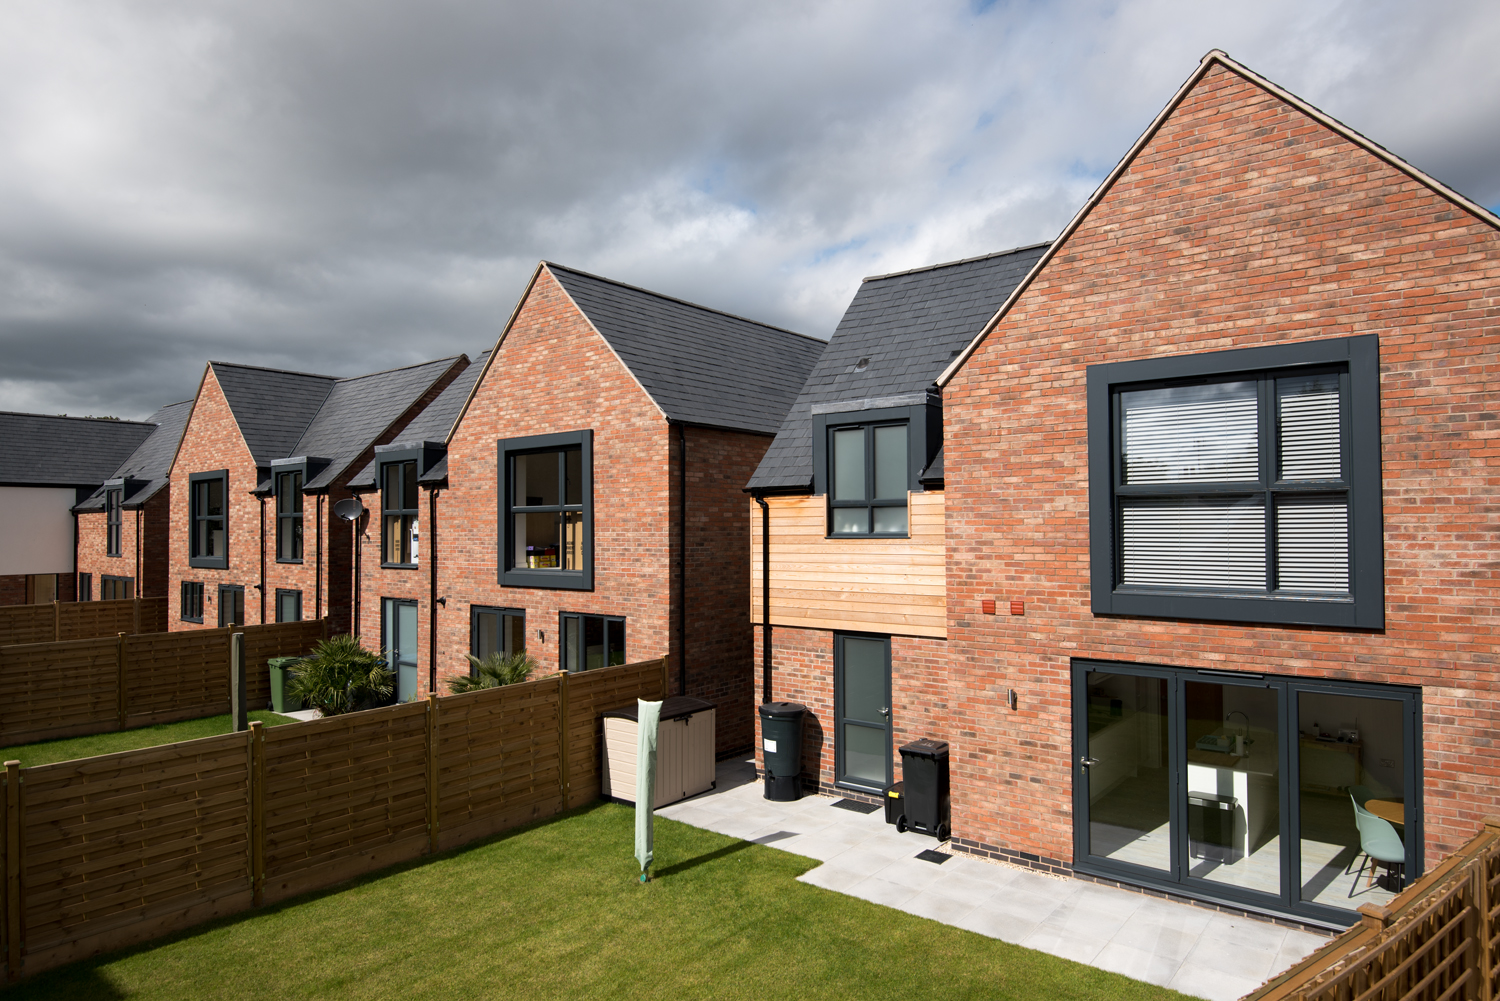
(834, 633, 892, 793)
(383, 598, 419, 702)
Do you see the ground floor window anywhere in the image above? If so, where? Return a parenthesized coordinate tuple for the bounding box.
(78, 573, 92, 602)
(217, 584, 244, 627)
(471, 605, 524, 669)
(1072, 659, 1420, 925)
(181, 581, 204, 622)
(382, 597, 419, 703)
(559, 612, 624, 672)
(276, 589, 302, 623)
(101, 575, 133, 601)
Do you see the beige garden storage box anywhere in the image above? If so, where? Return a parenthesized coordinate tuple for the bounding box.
(601, 696, 717, 808)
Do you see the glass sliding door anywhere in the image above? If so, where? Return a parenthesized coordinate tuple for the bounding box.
(1082, 670, 1172, 872)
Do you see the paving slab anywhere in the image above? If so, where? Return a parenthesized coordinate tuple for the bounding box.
(655, 757, 1335, 1001)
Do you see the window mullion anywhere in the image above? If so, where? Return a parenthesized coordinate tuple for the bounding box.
(1262, 375, 1276, 593)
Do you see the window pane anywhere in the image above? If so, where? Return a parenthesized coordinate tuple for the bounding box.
(1277, 498, 1349, 592)
(516, 512, 560, 567)
(609, 619, 626, 665)
(385, 515, 406, 563)
(1122, 382, 1259, 484)
(1085, 672, 1171, 870)
(583, 615, 604, 671)
(832, 508, 867, 534)
(564, 616, 580, 672)
(207, 479, 224, 516)
(292, 473, 302, 513)
(1185, 682, 1281, 894)
(841, 724, 887, 785)
(841, 638, 886, 723)
(565, 448, 582, 505)
(1120, 498, 1266, 588)
(504, 612, 526, 657)
(832, 428, 866, 500)
(1279, 374, 1342, 480)
(562, 511, 582, 570)
(873, 506, 907, 534)
(403, 461, 417, 509)
(515, 452, 560, 507)
(873, 425, 907, 499)
(475, 610, 498, 660)
(383, 464, 400, 511)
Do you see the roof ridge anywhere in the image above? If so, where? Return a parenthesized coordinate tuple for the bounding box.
(331, 354, 465, 384)
(861, 241, 1053, 283)
(0, 411, 157, 426)
(209, 360, 339, 381)
(543, 261, 824, 345)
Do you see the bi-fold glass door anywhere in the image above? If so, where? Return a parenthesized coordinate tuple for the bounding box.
(1073, 659, 1420, 924)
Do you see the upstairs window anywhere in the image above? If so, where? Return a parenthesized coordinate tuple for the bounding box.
(276, 470, 304, 562)
(106, 488, 123, 556)
(1088, 335, 1382, 628)
(189, 471, 229, 569)
(381, 459, 418, 567)
(827, 420, 909, 536)
(499, 431, 593, 590)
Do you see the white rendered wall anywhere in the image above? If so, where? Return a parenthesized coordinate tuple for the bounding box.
(0, 486, 77, 575)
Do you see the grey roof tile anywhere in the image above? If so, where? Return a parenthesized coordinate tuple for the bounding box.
(746, 243, 1048, 492)
(346, 351, 490, 489)
(74, 399, 193, 510)
(211, 362, 337, 467)
(546, 264, 825, 436)
(0, 412, 157, 488)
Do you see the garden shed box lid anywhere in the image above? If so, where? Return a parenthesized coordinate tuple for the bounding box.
(602, 696, 716, 723)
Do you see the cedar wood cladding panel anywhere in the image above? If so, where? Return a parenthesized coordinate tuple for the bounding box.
(751, 491, 945, 639)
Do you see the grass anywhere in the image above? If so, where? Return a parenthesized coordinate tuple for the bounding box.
(6, 803, 1189, 1001)
(0, 711, 299, 767)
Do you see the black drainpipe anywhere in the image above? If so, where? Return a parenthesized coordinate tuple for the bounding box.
(677, 422, 687, 697)
(315, 494, 324, 622)
(352, 507, 361, 640)
(755, 493, 771, 703)
(258, 495, 267, 623)
(428, 486, 440, 696)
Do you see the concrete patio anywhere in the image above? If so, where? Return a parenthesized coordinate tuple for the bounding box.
(657, 758, 1330, 1001)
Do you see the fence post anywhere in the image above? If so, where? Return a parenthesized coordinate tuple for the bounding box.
(249, 721, 265, 907)
(1479, 836, 1497, 1001)
(132, 597, 141, 636)
(52, 601, 59, 642)
(660, 656, 670, 700)
(116, 632, 128, 728)
(426, 693, 439, 854)
(557, 671, 570, 813)
(230, 633, 247, 732)
(5, 760, 22, 983)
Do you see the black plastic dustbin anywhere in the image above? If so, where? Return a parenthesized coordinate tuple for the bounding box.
(884, 781, 904, 826)
(897, 738, 951, 840)
(758, 702, 807, 801)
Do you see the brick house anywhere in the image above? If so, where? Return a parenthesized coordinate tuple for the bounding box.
(744, 246, 1044, 799)
(166, 357, 467, 633)
(0, 412, 155, 605)
(365, 262, 822, 754)
(936, 51, 1500, 926)
(74, 400, 192, 602)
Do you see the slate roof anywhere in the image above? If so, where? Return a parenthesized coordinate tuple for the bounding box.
(74, 400, 193, 511)
(547, 264, 825, 436)
(211, 362, 337, 468)
(0, 412, 157, 489)
(347, 351, 491, 489)
(746, 243, 1049, 492)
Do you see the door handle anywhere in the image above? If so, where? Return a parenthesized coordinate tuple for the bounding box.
(879, 707, 890, 717)
(1079, 756, 1100, 768)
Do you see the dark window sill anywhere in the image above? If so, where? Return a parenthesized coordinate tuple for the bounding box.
(1099, 589, 1376, 630)
(826, 533, 911, 540)
(181, 617, 203, 624)
(188, 557, 228, 570)
(106, 552, 123, 558)
(501, 568, 592, 591)
(275, 558, 305, 565)
(380, 562, 418, 570)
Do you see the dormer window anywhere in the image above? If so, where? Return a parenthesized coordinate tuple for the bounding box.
(106, 488, 123, 556)
(381, 459, 418, 567)
(276, 469, 304, 562)
(828, 420, 909, 536)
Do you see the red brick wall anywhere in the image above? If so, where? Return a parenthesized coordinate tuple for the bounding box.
(76, 489, 170, 600)
(943, 63, 1500, 867)
(0, 575, 24, 605)
(167, 368, 264, 630)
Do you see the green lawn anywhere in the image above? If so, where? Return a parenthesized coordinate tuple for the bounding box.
(8, 803, 1187, 1001)
(0, 711, 299, 767)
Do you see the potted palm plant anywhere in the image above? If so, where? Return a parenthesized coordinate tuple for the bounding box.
(447, 651, 538, 693)
(286, 634, 393, 715)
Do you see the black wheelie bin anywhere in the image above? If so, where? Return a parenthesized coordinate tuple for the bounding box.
(897, 738, 951, 840)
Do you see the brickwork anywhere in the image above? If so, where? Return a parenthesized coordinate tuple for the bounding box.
(942, 63, 1500, 867)
(0, 575, 24, 606)
(77, 490, 170, 600)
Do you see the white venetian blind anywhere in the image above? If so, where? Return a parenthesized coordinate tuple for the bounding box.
(1279, 374, 1342, 480)
(1276, 498, 1349, 592)
(1120, 500, 1267, 589)
(1122, 382, 1259, 484)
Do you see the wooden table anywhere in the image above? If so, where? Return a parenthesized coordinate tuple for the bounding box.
(1366, 799, 1404, 826)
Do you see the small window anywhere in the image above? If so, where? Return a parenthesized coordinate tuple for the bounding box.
(381, 460, 418, 566)
(559, 612, 625, 672)
(275, 588, 302, 623)
(181, 581, 204, 622)
(218, 584, 245, 627)
(189, 471, 229, 569)
(106, 488, 123, 556)
(276, 470, 304, 562)
(78, 573, 93, 602)
(827, 421, 909, 536)
(101, 575, 134, 601)
(499, 431, 593, 590)
(471, 606, 525, 669)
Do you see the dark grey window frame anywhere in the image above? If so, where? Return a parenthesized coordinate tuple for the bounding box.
(105, 487, 123, 557)
(101, 575, 134, 600)
(1088, 335, 1382, 629)
(812, 404, 939, 540)
(78, 572, 92, 602)
(378, 451, 420, 569)
(469, 605, 526, 675)
(181, 581, 204, 622)
(498, 430, 594, 590)
(217, 584, 245, 627)
(558, 611, 624, 672)
(833, 631, 894, 795)
(275, 588, 302, 623)
(274, 464, 305, 564)
(188, 469, 230, 569)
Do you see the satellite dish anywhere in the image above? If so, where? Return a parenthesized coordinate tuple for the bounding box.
(333, 498, 365, 523)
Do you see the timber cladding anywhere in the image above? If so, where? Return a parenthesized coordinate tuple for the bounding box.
(0, 619, 328, 747)
(1, 657, 668, 983)
(0, 598, 167, 648)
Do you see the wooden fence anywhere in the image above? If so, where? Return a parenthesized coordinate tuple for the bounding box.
(1, 656, 669, 983)
(1246, 819, 1500, 1001)
(0, 598, 167, 648)
(0, 620, 329, 747)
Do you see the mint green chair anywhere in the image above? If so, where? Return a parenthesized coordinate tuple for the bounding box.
(1350, 794, 1405, 895)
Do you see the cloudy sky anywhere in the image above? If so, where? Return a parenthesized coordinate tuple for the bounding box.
(2, 0, 1497, 421)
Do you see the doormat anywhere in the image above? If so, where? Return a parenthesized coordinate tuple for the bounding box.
(916, 850, 950, 864)
(831, 799, 880, 814)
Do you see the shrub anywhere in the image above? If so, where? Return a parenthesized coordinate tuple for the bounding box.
(287, 634, 393, 715)
(447, 651, 538, 693)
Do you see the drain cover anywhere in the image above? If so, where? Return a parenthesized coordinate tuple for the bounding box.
(831, 799, 880, 814)
(916, 850, 950, 864)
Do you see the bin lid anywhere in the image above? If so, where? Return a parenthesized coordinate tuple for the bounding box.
(268, 656, 303, 668)
(757, 701, 808, 719)
(898, 738, 949, 759)
(601, 695, 716, 723)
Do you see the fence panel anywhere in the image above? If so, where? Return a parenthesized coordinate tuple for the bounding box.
(0, 599, 169, 648)
(123, 629, 231, 722)
(436, 678, 563, 850)
(0, 607, 53, 647)
(240, 620, 325, 709)
(19, 732, 251, 974)
(0, 638, 119, 746)
(260, 702, 430, 903)
(563, 659, 668, 808)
